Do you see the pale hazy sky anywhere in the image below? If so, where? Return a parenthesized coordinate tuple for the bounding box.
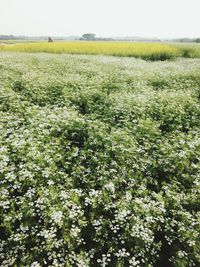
(0, 0, 199, 38)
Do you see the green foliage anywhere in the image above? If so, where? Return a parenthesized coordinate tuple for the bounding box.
(0, 53, 200, 266)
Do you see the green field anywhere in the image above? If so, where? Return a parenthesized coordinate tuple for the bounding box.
(0, 52, 200, 266)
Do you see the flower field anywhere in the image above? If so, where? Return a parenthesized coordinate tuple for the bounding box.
(0, 52, 200, 266)
(0, 42, 181, 60)
(0, 42, 200, 61)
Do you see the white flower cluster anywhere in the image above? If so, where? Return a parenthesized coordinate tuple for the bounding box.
(0, 52, 199, 266)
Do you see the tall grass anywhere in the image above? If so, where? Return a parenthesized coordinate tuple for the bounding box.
(176, 43, 200, 58)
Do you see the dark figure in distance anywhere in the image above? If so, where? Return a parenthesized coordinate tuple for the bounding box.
(48, 37, 53, 43)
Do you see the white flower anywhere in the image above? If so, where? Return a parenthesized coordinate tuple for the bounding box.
(104, 182, 115, 193)
(31, 261, 41, 267)
(51, 211, 63, 225)
(129, 257, 140, 266)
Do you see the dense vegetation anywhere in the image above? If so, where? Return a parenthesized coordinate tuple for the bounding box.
(0, 42, 180, 60)
(0, 52, 200, 267)
(0, 42, 200, 61)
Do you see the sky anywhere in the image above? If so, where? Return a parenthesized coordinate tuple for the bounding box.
(0, 0, 199, 38)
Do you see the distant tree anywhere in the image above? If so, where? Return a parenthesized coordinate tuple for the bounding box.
(195, 38, 200, 43)
(82, 33, 96, 40)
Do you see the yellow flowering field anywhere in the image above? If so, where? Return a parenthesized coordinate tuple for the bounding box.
(0, 41, 181, 60)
